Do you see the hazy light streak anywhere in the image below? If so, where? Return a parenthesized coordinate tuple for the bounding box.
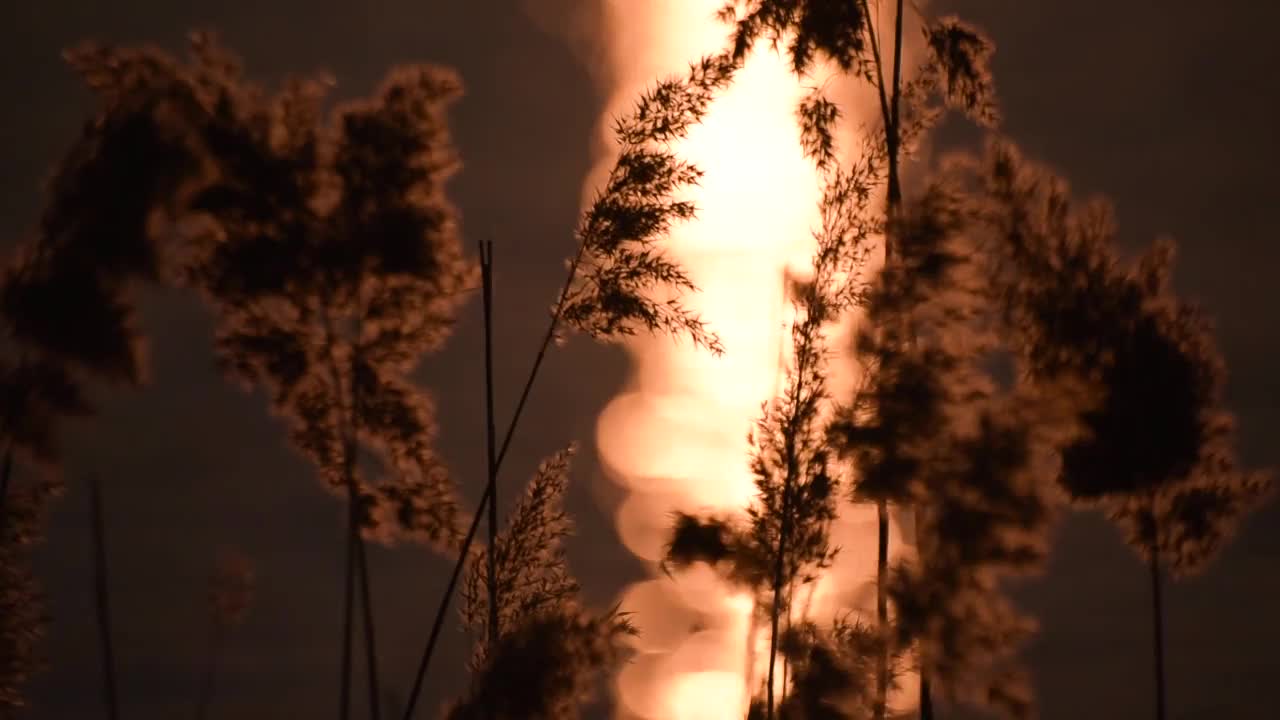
(585, 2, 918, 716)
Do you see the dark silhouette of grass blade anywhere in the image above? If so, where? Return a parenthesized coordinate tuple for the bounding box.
(480, 238, 499, 661)
(357, 532, 381, 720)
(338, 507, 355, 720)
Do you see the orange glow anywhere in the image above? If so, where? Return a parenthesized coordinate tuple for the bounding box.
(588, 1, 917, 716)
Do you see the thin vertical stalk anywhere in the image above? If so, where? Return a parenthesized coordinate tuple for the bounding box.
(765, 474, 792, 720)
(858, 0, 894, 142)
(400, 241, 587, 720)
(338, 489, 356, 720)
(479, 239, 500, 720)
(887, 0, 905, 208)
(766, 311, 816, 720)
(762, 274, 793, 717)
(916, 506, 933, 720)
(780, 575, 797, 709)
(349, 328, 381, 720)
(326, 305, 377, 720)
(877, 2, 907, 717)
(856, 6, 908, 717)
(480, 239, 499, 654)
(356, 529, 381, 720)
(875, 499, 889, 720)
(89, 476, 121, 720)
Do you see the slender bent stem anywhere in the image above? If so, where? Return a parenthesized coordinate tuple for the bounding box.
(400, 241, 588, 720)
(400, 488, 485, 720)
(89, 476, 121, 720)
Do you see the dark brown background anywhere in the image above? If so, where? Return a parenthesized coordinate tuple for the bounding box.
(1, 1, 1275, 718)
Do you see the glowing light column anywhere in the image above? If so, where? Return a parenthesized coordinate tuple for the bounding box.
(588, 2, 915, 717)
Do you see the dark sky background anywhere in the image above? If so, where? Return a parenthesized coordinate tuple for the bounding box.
(2, 1, 1277, 718)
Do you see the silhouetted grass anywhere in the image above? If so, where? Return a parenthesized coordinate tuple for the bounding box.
(0, 10, 1271, 720)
